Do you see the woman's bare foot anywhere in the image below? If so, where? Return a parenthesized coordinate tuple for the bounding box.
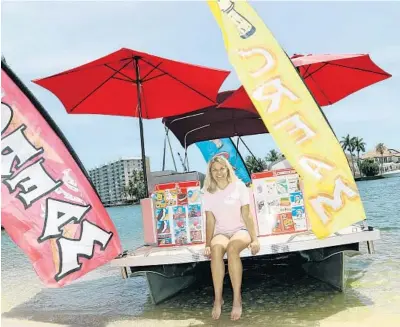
(231, 299, 242, 321)
(212, 300, 224, 320)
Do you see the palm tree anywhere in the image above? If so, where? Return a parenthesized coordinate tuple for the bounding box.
(124, 170, 146, 202)
(354, 137, 366, 176)
(121, 185, 130, 201)
(265, 149, 282, 165)
(375, 143, 386, 175)
(133, 170, 146, 200)
(245, 155, 266, 174)
(126, 178, 135, 202)
(340, 134, 356, 177)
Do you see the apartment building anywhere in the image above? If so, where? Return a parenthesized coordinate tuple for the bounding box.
(88, 157, 150, 206)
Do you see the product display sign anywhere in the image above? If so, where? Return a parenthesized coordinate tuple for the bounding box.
(252, 169, 310, 236)
(152, 181, 204, 246)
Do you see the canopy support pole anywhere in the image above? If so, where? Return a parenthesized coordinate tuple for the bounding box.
(182, 125, 210, 173)
(165, 126, 177, 171)
(162, 128, 167, 171)
(133, 56, 149, 198)
(184, 150, 190, 172)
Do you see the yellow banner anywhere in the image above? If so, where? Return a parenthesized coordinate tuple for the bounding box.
(208, 0, 366, 238)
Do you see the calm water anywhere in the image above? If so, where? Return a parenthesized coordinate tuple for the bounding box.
(2, 177, 400, 326)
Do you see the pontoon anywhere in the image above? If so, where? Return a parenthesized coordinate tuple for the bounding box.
(111, 101, 380, 304)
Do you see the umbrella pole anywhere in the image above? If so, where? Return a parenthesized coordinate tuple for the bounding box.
(134, 56, 149, 198)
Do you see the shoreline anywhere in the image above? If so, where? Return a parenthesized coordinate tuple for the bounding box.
(355, 175, 385, 181)
(104, 203, 140, 208)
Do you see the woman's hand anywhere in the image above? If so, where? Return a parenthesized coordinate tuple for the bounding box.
(204, 246, 211, 258)
(249, 239, 260, 255)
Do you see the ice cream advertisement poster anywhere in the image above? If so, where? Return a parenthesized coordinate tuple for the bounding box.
(252, 169, 309, 236)
(152, 183, 205, 246)
(187, 187, 201, 204)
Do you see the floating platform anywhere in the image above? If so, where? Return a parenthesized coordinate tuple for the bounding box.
(111, 225, 380, 304)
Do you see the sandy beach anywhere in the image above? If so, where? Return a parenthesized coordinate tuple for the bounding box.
(2, 308, 400, 327)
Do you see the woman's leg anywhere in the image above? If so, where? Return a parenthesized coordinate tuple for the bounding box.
(210, 234, 229, 319)
(226, 230, 251, 320)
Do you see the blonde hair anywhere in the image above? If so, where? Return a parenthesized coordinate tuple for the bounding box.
(203, 155, 237, 194)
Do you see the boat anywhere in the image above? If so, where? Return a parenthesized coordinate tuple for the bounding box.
(27, 45, 388, 304)
(111, 105, 381, 304)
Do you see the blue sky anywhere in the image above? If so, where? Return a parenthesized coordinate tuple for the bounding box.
(2, 0, 399, 174)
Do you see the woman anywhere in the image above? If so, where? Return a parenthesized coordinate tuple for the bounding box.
(202, 156, 260, 321)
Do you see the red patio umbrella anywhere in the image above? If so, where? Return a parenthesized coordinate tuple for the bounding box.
(218, 53, 391, 110)
(33, 48, 230, 196)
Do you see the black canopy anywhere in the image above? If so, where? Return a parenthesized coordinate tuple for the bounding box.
(162, 106, 268, 148)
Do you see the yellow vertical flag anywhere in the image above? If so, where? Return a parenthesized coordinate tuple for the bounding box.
(208, 0, 366, 238)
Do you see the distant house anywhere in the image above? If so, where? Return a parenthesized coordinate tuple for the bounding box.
(269, 155, 362, 176)
(361, 148, 400, 173)
(267, 149, 400, 177)
(361, 148, 400, 164)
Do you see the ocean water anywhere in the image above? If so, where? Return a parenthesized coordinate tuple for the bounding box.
(1, 177, 400, 327)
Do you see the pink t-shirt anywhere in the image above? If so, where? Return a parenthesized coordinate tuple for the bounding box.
(202, 180, 250, 235)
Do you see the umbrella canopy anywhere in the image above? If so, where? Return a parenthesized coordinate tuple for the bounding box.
(32, 48, 230, 119)
(163, 106, 267, 148)
(218, 53, 391, 110)
(33, 48, 230, 197)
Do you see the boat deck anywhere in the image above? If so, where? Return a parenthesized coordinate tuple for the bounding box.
(111, 225, 380, 268)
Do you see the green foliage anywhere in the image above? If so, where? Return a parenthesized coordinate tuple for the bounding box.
(354, 137, 366, 155)
(340, 134, 358, 177)
(340, 134, 356, 153)
(245, 156, 266, 174)
(265, 149, 282, 164)
(121, 170, 146, 203)
(359, 159, 380, 177)
(375, 142, 386, 175)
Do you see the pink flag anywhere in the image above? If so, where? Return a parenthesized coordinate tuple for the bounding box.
(1, 60, 122, 287)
